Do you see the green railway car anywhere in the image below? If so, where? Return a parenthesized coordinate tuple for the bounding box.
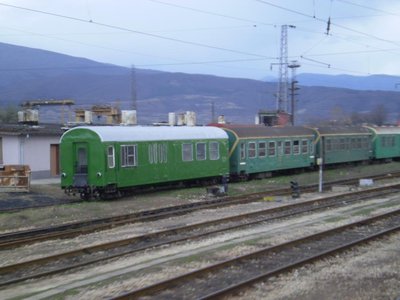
(364, 126, 400, 160)
(221, 125, 316, 178)
(60, 126, 229, 198)
(313, 127, 373, 165)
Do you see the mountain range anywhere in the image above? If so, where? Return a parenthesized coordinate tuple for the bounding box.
(1, 42, 400, 125)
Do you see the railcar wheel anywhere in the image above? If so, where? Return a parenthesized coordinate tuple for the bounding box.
(80, 192, 91, 200)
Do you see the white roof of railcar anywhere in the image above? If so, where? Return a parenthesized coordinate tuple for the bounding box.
(364, 126, 400, 135)
(61, 126, 228, 142)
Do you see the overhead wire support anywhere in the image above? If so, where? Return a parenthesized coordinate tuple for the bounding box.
(326, 17, 331, 35)
(253, 0, 400, 48)
(271, 25, 295, 113)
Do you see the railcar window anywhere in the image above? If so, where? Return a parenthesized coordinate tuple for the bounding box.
(381, 136, 395, 147)
(148, 144, 158, 164)
(293, 140, 300, 155)
(268, 141, 276, 157)
(121, 145, 137, 167)
(76, 148, 88, 173)
(159, 144, 168, 163)
(240, 143, 246, 160)
(356, 138, 362, 149)
(340, 139, 345, 150)
(301, 140, 308, 154)
(107, 146, 115, 168)
(196, 143, 206, 160)
(209, 142, 220, 160)
(0, 137, 3, 165)
(258, 142, 266, 157)
(248, 142, 256, 158)
(149, 144, 167, 164)
(284, 141, 291, 155)
(277, 141, 283, 156)
(182, 143, 193, 162)
(362, 137, 369, 149)
(350, 138, 356, 149)
(325, 139, 330, 151)
(149, 145, 154, 164)
(390, 136, 395, 147)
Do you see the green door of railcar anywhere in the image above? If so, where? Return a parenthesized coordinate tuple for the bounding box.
(73, 142, 89, 187)
(104, 144, 117, 188)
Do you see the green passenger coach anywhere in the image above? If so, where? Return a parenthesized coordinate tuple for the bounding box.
(364, 126, 400, 160)
(60, 126, 229, 199)
(313, 127, 373, 164)
(220, 125, 316, 179)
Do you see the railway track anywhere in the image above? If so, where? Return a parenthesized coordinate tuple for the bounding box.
(1, 176, 400, 250)
(0, 170, 398, 214)
(112, 209, 400, 299)
(0, 198, 81, 214)
(1, 183, 399, 287)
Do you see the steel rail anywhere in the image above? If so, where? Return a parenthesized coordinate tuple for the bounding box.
(0, 169, 397, 214)
(112, 209, 400, 299)
(1, 184, 399, 287)
(0, 173, 398, 250)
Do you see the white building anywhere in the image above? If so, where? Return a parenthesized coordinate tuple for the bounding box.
(0, 124, 63, 179)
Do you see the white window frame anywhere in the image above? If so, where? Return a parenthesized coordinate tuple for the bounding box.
(107, 145, 115, 168)
(121, 144, 137, 167)
(182, 143, 193, 162)
(209, 142, 220, 160)
(196, 143, 206, 161)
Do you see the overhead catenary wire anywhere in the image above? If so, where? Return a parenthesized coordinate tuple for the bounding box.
(337, 0, 400, 18)
(0, 2, 274, 59)
(0, 1, 398, 77)
(147, 0, 277, 27)
(253, 0, 400, 48)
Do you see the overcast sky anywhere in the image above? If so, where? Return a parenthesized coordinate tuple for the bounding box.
(1, 0, 400, 79)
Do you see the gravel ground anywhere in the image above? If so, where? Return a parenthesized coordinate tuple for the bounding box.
(1, 161, 400, 232)
(2, 162, 400, 299)
(2, 192, 400, 299)
(235, 234, 400, 300)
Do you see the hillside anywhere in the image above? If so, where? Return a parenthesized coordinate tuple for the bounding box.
(297, 73, 400, 92)
(1, 42, 400, 124)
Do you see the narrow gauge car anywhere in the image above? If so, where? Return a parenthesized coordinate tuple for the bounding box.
(219, 125, 316, 179)
(313, 127, 373, 165)
(60, 126, 229, 199)
(364, 126, 400, 160)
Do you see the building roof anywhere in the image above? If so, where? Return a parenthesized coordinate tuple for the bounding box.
(0, 123, 64, 137)
(61, 125, 228, 142)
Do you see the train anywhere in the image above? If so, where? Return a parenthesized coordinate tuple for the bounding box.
(59, 124, 400, 199)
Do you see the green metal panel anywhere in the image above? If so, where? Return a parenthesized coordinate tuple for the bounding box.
(60, 127, 229, 191)
(317, 135, 372, 164)
(364, 127, 400, 159)
(60, 128, 107, 189)
(372, 135, 400, 159)
(225, 129, 315, 176)
(114, 139, 229, 188)
(313, 127, 373, 165)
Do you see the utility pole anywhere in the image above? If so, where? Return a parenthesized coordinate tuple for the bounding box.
(273, 25, 296, 113)
(288, 61, 300, 126)
(131, 65, 137, 111)
(211, 101, 215, 123)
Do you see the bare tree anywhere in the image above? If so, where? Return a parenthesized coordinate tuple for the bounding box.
(368, 104, 387, 126)
(0, 105, 18, 123)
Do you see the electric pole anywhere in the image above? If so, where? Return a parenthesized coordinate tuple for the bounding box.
(131, 64, 137, 111)
(288, 61, 300, 125)
(273, 25, 296, 113)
